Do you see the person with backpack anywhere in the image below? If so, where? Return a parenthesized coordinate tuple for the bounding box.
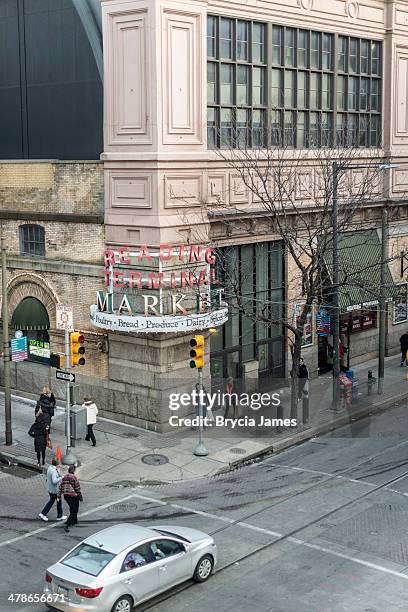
(58, 465, 83, 533)
(38, 459, 67, 522)
(28, 412, 49, 467)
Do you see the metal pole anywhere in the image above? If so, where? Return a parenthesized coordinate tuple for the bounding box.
(62, 328, 77, 465)
(332, 161, 340, 410)
(193, 368, 208, 456)
(1, 231, 11, 445)
(378, 207, 388, 395)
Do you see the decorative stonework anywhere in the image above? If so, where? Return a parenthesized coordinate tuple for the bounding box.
(6, 272, 60, 328)
(298, 0, 313, 10)
(346, 0, 359, 19)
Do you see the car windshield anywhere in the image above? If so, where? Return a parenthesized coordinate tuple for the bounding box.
(62, 544, 115, 577)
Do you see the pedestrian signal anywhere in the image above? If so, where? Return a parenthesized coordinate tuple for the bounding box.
(190, 335, 204, 369)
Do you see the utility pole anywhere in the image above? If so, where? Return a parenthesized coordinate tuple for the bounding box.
(331, 161, 340, 410)
(1, 230, 11, 445)
(62, 329, 77, 465)
(193, 367, 209, 457)
(378, 206, 388, 395)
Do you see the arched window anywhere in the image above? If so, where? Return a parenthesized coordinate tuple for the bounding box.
(19, 225, 45, 257)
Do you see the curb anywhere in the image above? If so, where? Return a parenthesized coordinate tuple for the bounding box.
(219, 391, 408, 473)
(2, 391, 408, 482)
(0, 450, 43, 473)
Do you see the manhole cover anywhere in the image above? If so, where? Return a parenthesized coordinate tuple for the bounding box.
(142, 454, 169, 465)
(123, 432, 140, 439)
(108, 502, 138, 513)
(229, 448, 247, 455)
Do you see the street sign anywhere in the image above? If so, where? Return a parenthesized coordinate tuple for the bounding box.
(10, 336, 28, 362)
(56, 370, 75, 383)
(56, 304, 74, 331)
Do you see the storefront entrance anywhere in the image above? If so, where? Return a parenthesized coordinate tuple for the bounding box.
(210, 241, 285, 392)
(11, 297, 51, 364)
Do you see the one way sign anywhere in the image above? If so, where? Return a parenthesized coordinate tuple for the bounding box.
(56, 370, 76, 383)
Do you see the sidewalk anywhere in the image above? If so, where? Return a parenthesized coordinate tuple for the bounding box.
(0, 354, 407, 484)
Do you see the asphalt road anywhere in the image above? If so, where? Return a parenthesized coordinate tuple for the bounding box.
(1, 401, 408, 612)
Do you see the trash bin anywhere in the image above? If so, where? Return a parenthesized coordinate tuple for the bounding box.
(65, 404, 87, 443)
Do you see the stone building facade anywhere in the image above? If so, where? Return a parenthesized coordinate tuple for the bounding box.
(2, 0, 408, 431)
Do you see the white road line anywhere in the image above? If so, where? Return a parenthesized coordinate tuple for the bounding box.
(130, 492, 408, 581)
(0, 494, 137, 549)
(267, 463, 377, 488)
(291, 539, 408, 581)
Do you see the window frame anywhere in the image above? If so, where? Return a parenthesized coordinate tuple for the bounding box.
(19, 224, 46, 258)
(207, 16, 383, 150)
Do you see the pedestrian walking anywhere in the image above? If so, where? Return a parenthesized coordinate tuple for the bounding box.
(400, 332, 408, 366)
(28, 412, 49, 467)
(58, 465, 83, 533)
(297, 358, 309, 400)
(83, 397, 98, 446)
(38, 459, 67, 522)
(223, 376, 239, 419)
(35, 385, 56, 430)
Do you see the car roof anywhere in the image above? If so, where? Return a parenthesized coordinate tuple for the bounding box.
(83, 524, 157, 555)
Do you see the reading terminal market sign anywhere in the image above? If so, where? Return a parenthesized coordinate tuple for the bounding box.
(90, 245, 229, 333)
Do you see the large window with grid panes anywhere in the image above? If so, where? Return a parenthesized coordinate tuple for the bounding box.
(207, 16, 382, 149)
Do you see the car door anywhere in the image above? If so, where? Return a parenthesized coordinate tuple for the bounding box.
(118, 543, 160, 604)
(149, 539, 192, 590)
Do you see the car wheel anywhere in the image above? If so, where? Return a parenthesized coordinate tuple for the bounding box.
(111, 595, 134, 612)
(193, 554, 214, 582)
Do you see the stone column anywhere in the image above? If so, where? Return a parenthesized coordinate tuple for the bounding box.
(99, 0, 211, 430)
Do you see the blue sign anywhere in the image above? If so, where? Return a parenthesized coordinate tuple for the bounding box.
(11, 336, 28, 362)
(316, 309, 331, 337)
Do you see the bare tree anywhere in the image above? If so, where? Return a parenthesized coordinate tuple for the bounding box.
(186, 122, 399, 422)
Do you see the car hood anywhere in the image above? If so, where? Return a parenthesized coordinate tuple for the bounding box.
(151, 525, 213, 544)
(47, 562, 100, 588)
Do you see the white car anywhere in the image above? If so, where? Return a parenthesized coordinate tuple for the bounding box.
(44, 523, 217, 612)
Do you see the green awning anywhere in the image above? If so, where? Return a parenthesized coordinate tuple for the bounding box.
(325, 230, 398, 312)
(11, 297, 50, 331)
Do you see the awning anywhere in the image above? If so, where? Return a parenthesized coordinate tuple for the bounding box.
(324, 230, 398, 313)
(11, 297, 50, 331)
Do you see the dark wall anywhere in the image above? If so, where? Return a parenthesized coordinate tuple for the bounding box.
(0, 0, 103, 160)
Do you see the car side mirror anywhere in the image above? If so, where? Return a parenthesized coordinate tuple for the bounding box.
(183, 544, 190, 552)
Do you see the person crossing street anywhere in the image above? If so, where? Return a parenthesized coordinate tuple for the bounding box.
(58, 465, 83, 533)
(38, 459, 67, 522)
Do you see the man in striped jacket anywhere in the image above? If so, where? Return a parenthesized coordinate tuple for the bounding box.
(58, 465, 83, 533)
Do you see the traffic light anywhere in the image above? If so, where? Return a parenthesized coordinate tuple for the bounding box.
(70, 332, 85, 367)
(189, 335, 204, 369)
(50, 353, 64, 368)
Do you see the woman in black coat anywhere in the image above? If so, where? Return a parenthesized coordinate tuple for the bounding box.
(28, 414, 49, 467)
(35, 386, 56, 429)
